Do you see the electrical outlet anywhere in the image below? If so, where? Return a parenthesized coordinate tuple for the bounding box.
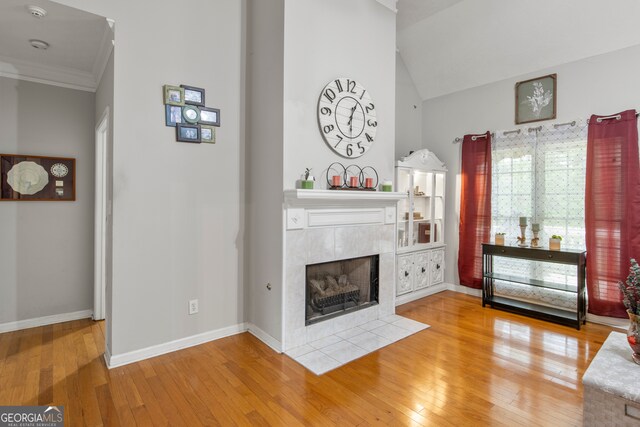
(189, 299, 198, 315)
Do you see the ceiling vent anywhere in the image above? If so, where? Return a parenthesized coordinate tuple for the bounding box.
(29, 39, 50, 50)
(26, 5, 47, 18)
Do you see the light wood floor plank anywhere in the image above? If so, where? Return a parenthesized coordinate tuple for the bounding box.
(0, 291, 616, 426)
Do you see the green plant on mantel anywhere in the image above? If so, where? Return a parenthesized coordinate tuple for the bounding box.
(551, 234, 563, 240)
(495, 232, 506, 235)
(620, 259, 640, 316)
(304, 168, 312, 181)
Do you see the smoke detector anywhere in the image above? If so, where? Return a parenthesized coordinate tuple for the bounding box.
(29, 39, 50, 50)
(27, 5, 47, 18)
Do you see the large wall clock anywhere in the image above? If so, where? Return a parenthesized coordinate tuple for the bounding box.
(317, 77, 377, 158)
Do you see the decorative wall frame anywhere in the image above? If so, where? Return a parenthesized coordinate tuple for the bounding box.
(176, 124, 201, 143)
(515, 73, 557, 124)
(182, 105, 201, 124)
(165, 105, 183, 126)
(163, 85, 185, 106)
(200, 125, 216, 144)
(1, 154, 76, 201)
(181, 85, 205, 106)
(199, 107, 220, 127)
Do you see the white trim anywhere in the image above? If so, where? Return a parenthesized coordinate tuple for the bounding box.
(247, 323, 283, 353)
(447, 282, 482, 297)
(94, 108, 109, 321)
(375, 0, 397, 13)
(284, 189, 406, 205)
(395, 284, 448, 306)
(0, 55, 96, 92)
(0, 309, 92, 334)
(586, 313, 627, 330)
(105, 323, 248, 369)
(92, 20, 114, 86)
(103, 345, 112, 368)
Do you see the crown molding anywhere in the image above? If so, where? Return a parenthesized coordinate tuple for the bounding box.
(0, 54, 96, 92)
(375, 0, 397, 13)
(92, 18, 115, 87)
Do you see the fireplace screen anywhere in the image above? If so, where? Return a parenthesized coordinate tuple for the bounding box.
(306, 255, 379, 325)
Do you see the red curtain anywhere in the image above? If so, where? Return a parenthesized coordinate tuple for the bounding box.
(586, 110, 640, 317)
(458, 132, 492, 289)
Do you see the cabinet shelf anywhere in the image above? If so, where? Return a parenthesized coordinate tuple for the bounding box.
(483, 272, 577, 293)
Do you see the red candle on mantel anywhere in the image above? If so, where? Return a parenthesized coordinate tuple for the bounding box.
(365, 177, 373, 188)
(349, 176, 359, 187)
(332, 175, 341, 187)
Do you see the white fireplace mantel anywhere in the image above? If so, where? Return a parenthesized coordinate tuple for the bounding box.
(284, 189, 406, 230)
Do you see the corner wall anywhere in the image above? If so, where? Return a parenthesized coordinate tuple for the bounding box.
(54, 0, 245, 358)
(395, 53, 422, 160)
(0, 76, 95, 326)
(422, 44, 640, 286)
(282, 0, 397, 188)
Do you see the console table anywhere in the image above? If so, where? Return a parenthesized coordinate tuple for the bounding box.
(583, 332, 640, 426)
(482, 243, 586, 329)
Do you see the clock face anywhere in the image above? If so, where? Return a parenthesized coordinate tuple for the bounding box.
(318, 78, 377, 158)
(50, 163, 68, 178)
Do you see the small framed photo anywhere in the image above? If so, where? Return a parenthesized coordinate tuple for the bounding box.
(199, 107, 220, 127)
(176, 124, 201, 143)
(163, 85, 184, 106)
(515, 73, 557, 124)
(200, 125, 216, 144)
(182, 105, 201, 124)
(165, 105, 183, 127)
(181, 85, 205, 106)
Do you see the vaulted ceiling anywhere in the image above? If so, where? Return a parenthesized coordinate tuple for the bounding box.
(397, 0, 640, 100)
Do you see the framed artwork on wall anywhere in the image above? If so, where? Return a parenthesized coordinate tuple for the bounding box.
(515, 73, 557, 124)
(176, 124, 201, 143)
(200, 125, 216, 144)
(199, 107, 220, 126)
(181, 85, 205, 106)
(165, 105, 183, 126)
(163, 85, 185, 106)
(0, 154, 76, 201)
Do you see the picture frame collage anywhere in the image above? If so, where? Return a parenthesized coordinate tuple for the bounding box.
(163, 84, 220, 144)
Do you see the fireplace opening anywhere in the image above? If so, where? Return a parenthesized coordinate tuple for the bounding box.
(305, 254, 379, 325)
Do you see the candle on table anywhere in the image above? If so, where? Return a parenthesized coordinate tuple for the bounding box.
(519, 217, 527, 226)
(349, 176, 359, 188)
(365, 177, 373, 188)
(331, 175, 341, 187)
(382, 180, 393, 192)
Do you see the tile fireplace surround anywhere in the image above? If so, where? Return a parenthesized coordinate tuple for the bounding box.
(283, 189, 406, 352)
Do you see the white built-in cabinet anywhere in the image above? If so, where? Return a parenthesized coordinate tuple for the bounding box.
(395, 149, 448, 305)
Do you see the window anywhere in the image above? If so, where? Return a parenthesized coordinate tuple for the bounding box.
(491, 122, 588, 289)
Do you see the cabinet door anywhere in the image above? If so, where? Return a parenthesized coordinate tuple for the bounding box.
(430, 249, 444, 285)
(396, 254, 413, 296)
(414, 251, 430, 290)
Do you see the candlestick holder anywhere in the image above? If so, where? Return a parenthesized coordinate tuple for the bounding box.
(517, 225, 528, 247)
(531, 231, 540, 248)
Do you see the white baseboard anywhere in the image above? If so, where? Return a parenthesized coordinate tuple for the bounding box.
(106, 322, 248, 369)
(395, 283, 448, 306)
(247, 323, 282, 353)
(447, 282, 482, 297)
(0, 309, 93, 334)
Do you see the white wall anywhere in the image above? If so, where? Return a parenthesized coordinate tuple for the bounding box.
(95, 49, 114, 350)
(245, 0, 285, 343)
(0, 76, 95, 324)
(422, 44, 640, 286)
(53, 0, 244, 357)
(395, 53, 422, 160)
(283, 0, 397, 188)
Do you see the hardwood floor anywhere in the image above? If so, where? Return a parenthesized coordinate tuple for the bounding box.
(0, 291, 615, 426)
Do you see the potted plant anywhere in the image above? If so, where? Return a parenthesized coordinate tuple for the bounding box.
(549, 234, 562, 251)
(301, 168, 315, 189)
(619, 259, 640, 364)
(495, 232, 505, 246)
